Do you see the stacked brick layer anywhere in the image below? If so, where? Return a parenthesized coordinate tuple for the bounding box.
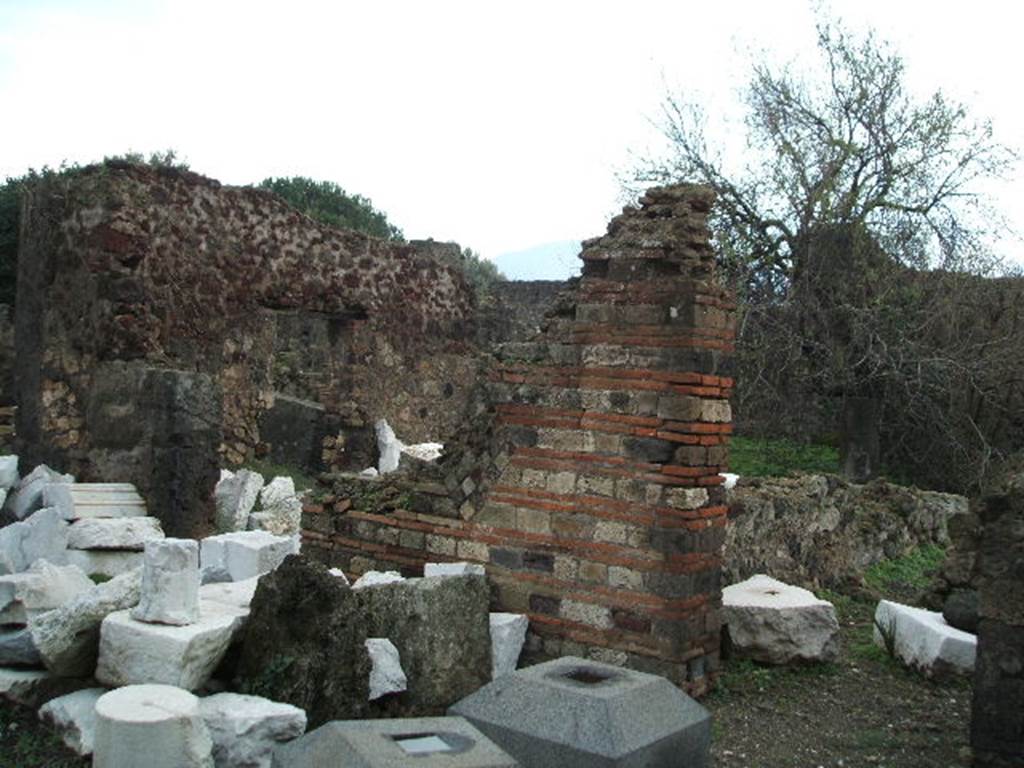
(303, 184, 736, 694)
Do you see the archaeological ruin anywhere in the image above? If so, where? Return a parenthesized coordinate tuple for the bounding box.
(8, 163, 735, 694)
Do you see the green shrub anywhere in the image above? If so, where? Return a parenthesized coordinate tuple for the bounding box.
(864, 544, 946, 595)
(730, 436, 840, 477)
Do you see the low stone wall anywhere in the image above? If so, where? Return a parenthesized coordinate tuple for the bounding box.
(303, 185, 736, 695)
(724, 473, 966, 590)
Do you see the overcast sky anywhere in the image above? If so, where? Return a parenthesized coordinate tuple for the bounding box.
(1, 0, 1021, 263)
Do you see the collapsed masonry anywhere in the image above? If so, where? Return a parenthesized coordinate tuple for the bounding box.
(14, 165, 735, 692)
(306, 186, 736, 693)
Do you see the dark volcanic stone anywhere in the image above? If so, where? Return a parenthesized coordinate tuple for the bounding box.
(942, 588, 979, 634)
(235, 555, 492, 728)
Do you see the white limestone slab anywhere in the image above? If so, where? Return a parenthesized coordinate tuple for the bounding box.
(0, 559, 93, 624)
(0, 666, 91, 707)
(0, 507, 69, 575)
(351, 570, 405, 589)
(249, 477, 301, 536)
(0, 455, 17, 490)
(30, 568, 142, 677)
(65, 549, 143, 579)
(44, 482, 147, 521)
(0, 667, 51, 705)
(93, 684, 214, 768)
(365, 638, 407, 700)
(722, 574, 840, 664)
(873, 599, 976, 676)
(328, 568, 351, 585)
(424, 562, 485, 578)
(38, 687, 106, 756)
(0, 626, 41, 666)
(199, 692, 306, 768)
(5, 465, 74, 521)
(132, 538, 201, 626)
(489, 612, 529, 678)
(67, 516, 164, 551)
(375, 419, 402, 474)
(200, 530, 294, 584)
(96, 599, 248, 690)
(198, 577, 260, 612)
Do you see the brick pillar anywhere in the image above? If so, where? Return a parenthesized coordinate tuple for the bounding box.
(482, 184, 735, 693)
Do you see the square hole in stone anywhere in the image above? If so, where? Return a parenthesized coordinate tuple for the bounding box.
(393, 733, 454, 755)
(563, 667, 616, 685)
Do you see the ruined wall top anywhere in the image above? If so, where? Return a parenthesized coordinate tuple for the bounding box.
(580, 184, 718, 281)
(34, 163, 474, 360)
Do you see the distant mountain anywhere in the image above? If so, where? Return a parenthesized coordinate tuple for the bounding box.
(492, 240, 581, 281)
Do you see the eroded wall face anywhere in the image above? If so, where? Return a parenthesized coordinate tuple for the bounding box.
(304, 185, 736, 694)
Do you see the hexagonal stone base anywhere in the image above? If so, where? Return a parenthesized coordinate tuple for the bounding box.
(449, 656, 711, 768)
(271, 716, 518, 767)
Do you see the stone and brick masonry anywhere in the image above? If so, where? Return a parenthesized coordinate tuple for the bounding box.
(13, 163, 477, 535)
(304, 184, 736, 694)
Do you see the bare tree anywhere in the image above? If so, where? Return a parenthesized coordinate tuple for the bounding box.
(630, 15, 1021, 491)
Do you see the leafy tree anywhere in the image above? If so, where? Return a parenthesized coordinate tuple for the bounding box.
(455, 247, 505, 296)
(630, 15, 1020, 491)
(258, 176, 403, 241)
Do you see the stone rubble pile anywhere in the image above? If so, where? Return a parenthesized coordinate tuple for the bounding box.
(50, 482, 164, 579)
(0, 455, 311, 764)
(0, 455, 546, 766)
(213, 469, 305, 539)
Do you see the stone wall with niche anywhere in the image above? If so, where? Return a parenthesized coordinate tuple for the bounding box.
(13, 162, 478, 531)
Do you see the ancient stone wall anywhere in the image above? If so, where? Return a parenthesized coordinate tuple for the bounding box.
(476, 279, 570, 345)
(303, 185, 736, 694)
(14, 163, 478, 532)
(726, 473, 965, 590)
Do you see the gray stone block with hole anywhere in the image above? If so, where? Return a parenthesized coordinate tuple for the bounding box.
(449, 656, 711, 768)
(271, 716, 519, 767)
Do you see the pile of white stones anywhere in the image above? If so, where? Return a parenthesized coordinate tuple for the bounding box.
(0, 453, 532, 766)
(214, 469, 303, 540)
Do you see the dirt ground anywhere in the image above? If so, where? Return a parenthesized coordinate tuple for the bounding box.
(707, 593, 973, 768)
(0, 593, 973, 768)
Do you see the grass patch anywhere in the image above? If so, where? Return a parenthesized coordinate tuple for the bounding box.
(0, 702, 84, 767)
(713, 657, 839, 700)
(242, 459, 318, 493)
(730, 436, 839, 478)
(88, 573, 111, 585)
(864, 544, 945, 596)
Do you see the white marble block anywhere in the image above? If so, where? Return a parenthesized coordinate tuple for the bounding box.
(132, 538, 201, 626)
(67, 516, 164, 551)
(96, 600, 248, 690)
(489, 612, 529, 678)
(199, 692, 306, 768)
(200, 531, 295, 584)
(93, 684, 214, 768)
(365, 638, 408, 700)
(44, 483, 147, 521)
